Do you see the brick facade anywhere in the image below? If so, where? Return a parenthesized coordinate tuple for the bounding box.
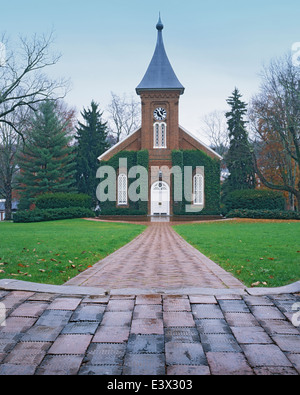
(98, 17, 222, 216)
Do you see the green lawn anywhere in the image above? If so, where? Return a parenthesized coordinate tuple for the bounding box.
(0, 219, 146, 285)
(173, 219, 300, 288)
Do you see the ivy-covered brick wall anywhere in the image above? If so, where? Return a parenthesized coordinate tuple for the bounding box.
(98, 150, 149, 215)
(172, 150, 221, 215)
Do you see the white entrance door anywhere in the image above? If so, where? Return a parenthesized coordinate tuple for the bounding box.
(151, 181, 170, 215)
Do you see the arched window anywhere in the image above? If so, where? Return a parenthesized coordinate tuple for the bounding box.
(118, 173, 127, 205)
(193, 174, 204, 205)
(153, 122, 167, 148)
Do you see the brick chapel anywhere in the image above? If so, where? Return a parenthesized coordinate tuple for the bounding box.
(98, 16, 222, 217)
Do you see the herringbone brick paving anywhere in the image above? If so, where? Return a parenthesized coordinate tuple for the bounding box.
(65, 223, 243, 290)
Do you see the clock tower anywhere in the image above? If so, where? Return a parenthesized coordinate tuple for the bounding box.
(136, 15, 185, 160)
(98, 15, 222, 218)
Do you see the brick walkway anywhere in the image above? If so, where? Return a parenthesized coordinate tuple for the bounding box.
(1, 221, 300, 375)
(65, 223, 244, 290)
(0, 290, 299, 375)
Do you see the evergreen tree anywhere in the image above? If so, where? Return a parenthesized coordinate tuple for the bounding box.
(17, 101, 76, 207)
(224, 88, 256, 194)
(75, 101, 109, 206)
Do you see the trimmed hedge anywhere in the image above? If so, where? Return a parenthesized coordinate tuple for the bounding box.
(226, 209, 300, 220)
(223, 190, 285, 212)
(13, 207, 95, 223)
(35, 193, 92, 210)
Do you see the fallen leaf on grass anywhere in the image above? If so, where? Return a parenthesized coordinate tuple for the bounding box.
(251, 281, 261, 287)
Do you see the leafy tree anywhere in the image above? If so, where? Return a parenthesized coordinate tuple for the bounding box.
(17, 100, 76, 208)
(223, 88, 256, 195)
(75, 101, 109, 206)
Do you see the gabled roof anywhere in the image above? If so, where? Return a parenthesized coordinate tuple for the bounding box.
(179, 125, 223, 161)
(136, 16, 185, 95)
(98, 127, 141, 161)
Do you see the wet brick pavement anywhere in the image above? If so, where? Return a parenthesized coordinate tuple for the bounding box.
(0, 290, 300, 375)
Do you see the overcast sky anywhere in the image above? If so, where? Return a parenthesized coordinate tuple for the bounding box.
(2, 0, 300, 143)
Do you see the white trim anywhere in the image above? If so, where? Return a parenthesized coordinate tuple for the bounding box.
(98, 127, 141, 161)
(179, 125, 223, 160)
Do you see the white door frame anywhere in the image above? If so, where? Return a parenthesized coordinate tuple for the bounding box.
(151, 181, 170, 216)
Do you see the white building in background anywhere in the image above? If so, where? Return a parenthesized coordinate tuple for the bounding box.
(0, 200, 6, 221)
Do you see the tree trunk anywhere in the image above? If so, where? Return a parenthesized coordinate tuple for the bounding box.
(4, 183, 12, 221)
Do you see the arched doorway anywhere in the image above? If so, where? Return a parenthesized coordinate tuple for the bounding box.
(151, 181, 170, 215)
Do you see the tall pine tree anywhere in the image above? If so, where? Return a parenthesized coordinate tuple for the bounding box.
(224, 88, 256, 194)
(75, 101, 109, 206)
(17, 101, 76, 208)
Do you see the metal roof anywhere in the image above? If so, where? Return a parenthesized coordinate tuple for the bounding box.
(136, 16, 185, 95)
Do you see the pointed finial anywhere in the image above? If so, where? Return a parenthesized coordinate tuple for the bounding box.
(156, 13, 164, 31)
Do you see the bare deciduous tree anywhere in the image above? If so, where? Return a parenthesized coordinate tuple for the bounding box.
(201, 110, 229, 157)
(0, 110, 26, 220)
(249, 54, 300, 210)
(107, 92, 141, 143)
(0, 31, 69, 138)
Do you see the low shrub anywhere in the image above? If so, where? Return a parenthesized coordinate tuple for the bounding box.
(223, 190, 285, 212)
(226, 209, 300, 220)
(13, 207, 95, 223)
(35, 193, 92, 210)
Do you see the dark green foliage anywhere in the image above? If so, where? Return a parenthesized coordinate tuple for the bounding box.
(75, 101, 109, 207)
(17, 101, 76, 207)
(223, 88, 255, 194)
(223, 189, 285, 212)
(172, 150, 221, 215)
(35, 192, 92, 210)
(13, 207, 95, 223)
(98, 150, 149, 215)
(226, 209, 300, 220)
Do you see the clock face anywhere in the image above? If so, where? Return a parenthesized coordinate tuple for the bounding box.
(154, 107, 167, 121)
